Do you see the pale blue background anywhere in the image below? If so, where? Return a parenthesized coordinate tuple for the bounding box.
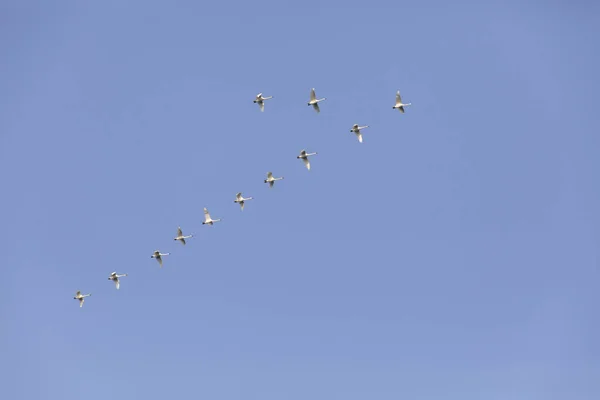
(1, 1, 599, 399)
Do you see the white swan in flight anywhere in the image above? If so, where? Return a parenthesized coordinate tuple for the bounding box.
(203, 207, 221, 225)
(350, 124, 369, 143)
(308, 88, 326, 113)
(174, 226, 193, 245)
(108, 272, 128, 290)
(393, 90, 411, 113)
(151, 250, 170, 267)
(297, 149, 318, 170)
(74, 291, 91, 308)
(253, 93, 273, 112)
(234, 192, 253, 211)
(264, 171, 284, 188)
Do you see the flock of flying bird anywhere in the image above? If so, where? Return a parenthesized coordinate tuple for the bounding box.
(73, 87, 412, 308)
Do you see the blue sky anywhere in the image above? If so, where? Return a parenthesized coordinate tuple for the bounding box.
(1, 1, 599, 399)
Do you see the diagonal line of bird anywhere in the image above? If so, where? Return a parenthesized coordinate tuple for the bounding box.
(73, 88, 411, 307)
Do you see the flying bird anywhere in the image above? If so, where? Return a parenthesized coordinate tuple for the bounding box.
(108, 272, 128, 290)
(393, 90, 411, 113)
(174, 227, 193, 245)
(234, 192, 254, 211)
(253, 93, 273, 112)
(308, 88, 326, 113)
(74, 291, 91, 308)
(202, 207, 221, 225)
(297, 149, 318, 170)
(151, 250, 170, 267)
(350, 124, 369, 143)
(264, 171, 284, 188)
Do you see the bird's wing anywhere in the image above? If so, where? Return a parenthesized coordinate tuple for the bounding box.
(75, 290, 81, 297)
(257, 92, 262, 98)
(115, 280, 120, 290)
(352, 124, 358, 130)
(300, 150, 307, 157)
(240, 202, 245, 211)
(313, 103, 320, 113)
(267, 172, 273, 179)
(259, 101, 265, 112)
(310, 88, 316, 101)
(177, 227, 183, 237)
(357, 132, 363, 143)
(181, 238, 186, 245)
(303, 158, 311, 170)
(399, 106, 405, 113)
(269, 180, 274, 188)
(204, 208, 211, 222)
(79, 298, 84, 307)
(236, 192, 242, 201)
(396, 91, 402, 105)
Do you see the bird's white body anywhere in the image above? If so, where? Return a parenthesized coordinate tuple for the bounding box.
(297, 149, 318, 170)
(108, 272, 128, 290)
(308, 88, 326, 113)
(202, 207, 221, 225)
(264, 171, 284, 188)
(253, 92, 273, 112)
(393, 90, 411, 113)
(174, 227, 193, 245)
(74, 290, 91, 307)
(151, 250, 170, 267)
(234, 192, 254, 211)
(350, 124, 369, 143)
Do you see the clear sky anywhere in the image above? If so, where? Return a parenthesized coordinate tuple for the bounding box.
(1, 1, 599, 399)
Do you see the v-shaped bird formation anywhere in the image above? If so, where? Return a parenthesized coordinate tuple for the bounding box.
(74, 88, 411, 307)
